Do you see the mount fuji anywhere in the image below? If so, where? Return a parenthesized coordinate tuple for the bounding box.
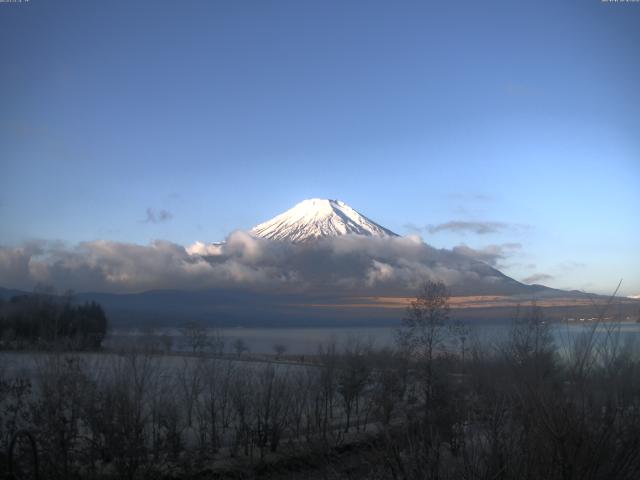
(241, 199, 523, 292)
(251, 198, 397, 242)
(241, 198, 570, 298)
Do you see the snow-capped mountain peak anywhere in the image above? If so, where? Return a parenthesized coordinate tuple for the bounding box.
(251, 198, 398, 242)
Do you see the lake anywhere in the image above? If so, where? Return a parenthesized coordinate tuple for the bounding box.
(105, 321, 640, 355)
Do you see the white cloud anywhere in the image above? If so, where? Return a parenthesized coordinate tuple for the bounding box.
(0, 233, 529, 295)
(452, 243, 522, 267)
(186, 241, 224, 256)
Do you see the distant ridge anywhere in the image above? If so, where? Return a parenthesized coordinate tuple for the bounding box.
(251, 198, 397, 242)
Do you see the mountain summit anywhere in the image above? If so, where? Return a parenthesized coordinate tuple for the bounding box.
(251, 198, 398, 242)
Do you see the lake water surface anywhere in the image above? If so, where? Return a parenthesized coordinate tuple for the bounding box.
(106, 321, 640, 355)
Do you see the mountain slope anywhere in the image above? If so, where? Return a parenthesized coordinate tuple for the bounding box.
(251, 198, 398, 242)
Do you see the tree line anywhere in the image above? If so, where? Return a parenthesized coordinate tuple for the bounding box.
(0, 292, 108, 350)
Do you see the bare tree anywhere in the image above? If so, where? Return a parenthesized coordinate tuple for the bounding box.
(505, 302, 555, 383)
(316, 340, 339, 442)
(229, 367, 254, 457)
(232, 338, 249, 357)
(210, 328, 225, 356)
(181, 321, 210, 355)
(31, 353, 90, 479)
(372, 349, 407, 426)
(197, 358, 234, 453)
(397, 280, 451, 411)
(177, 358, 204, 428)
(273, 343, 287, 359)
(450, 319, 471, 372)
(337, 338, 371, 432)
(254, 365, 290, 457)
(288, 368, 313, 438)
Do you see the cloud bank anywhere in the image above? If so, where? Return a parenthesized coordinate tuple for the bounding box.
(451, 243, 522, 267)
(0, 232, 526, 295)
(522, 273, 554, 284)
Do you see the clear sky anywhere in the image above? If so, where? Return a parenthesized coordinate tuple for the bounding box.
(1, 0, 639, 296)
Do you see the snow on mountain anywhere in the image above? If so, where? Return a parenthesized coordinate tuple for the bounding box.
(251, 198, 398, 242)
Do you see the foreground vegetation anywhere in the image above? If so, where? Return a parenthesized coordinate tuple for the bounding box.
(1, 283, 640, 479)
(0, 292, 108, 351)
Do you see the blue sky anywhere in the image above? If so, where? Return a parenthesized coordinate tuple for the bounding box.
(1, 0, 639, 296)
